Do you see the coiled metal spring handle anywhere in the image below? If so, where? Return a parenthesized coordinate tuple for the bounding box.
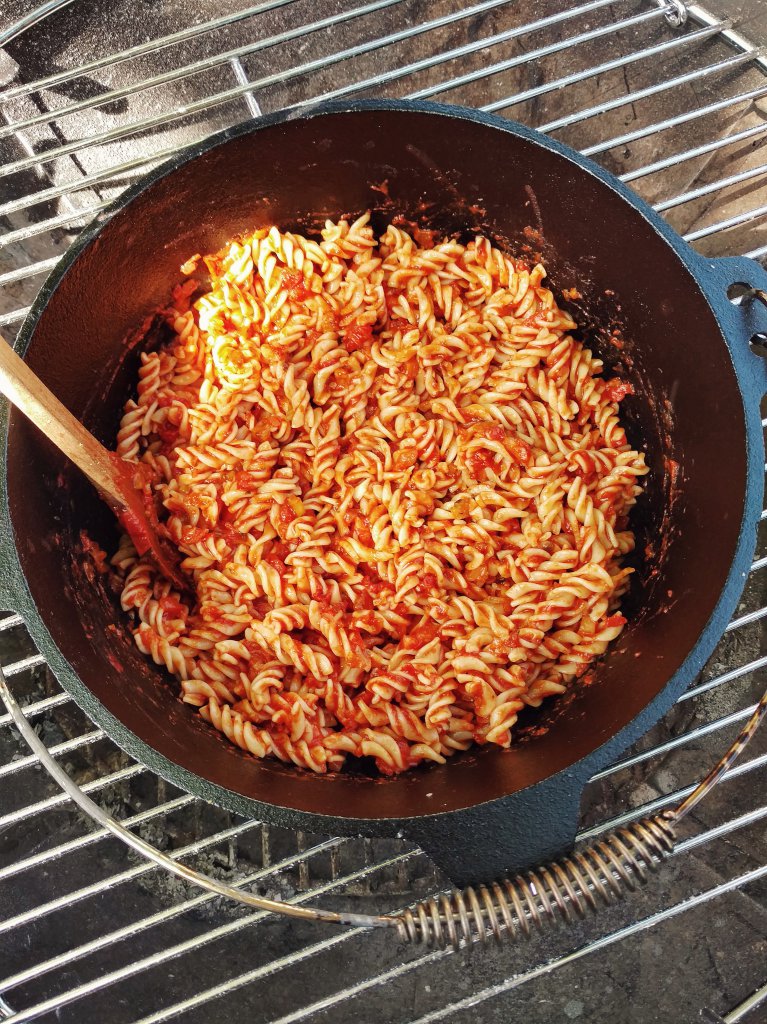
(392, 683, 767, 951)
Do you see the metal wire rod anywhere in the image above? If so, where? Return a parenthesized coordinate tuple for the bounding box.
(743, 242, 767, 260)
(1, 851, 414, 1024)
(407, 7, 668, 102)
(0, 815, 261, 938)
(0, 645, 754, 952)
(0, 0, 674, 191)
(0, 652, 44, 676)
(0, 18, 738, 224)
(0, 0, 613, 229)
(0, 727, 104, 779)
(16, 795, 767, 1024)
(480, 21, 730, 116)
(677, 803, 767, 854)
(0, 0, 512, 182)
(0, 0, 298, 102)
(0, 152, 167, 218)
(0, 24, 741, 307)
(0, 307, 29, 329)
(657, 160, 767, 212)
(293, 0, 622, 108)
(621, 120, 767, 183)
(582, 82, 767, 157)
(0, 256, 62, 287)
(0, 203, 111, 249)
(229, 57, 262, 118)
(3, 656, 766, 963)
(0, 838, 350, 1001)
(684, 202, 767, 242)
(0, 690, 70, 729)
(132, 930, 369, 1024)
(4, 663, 753, 1015)
(0, 0, 76, 48)
(722, 981, 767, 1023)
(0, 4, 712, 322)
(680, 652, 767, 703)
(726, 602, 767, 631)
(0, 0, 405, 139)
(144, 811, 696, 1024)
(578, 750, 767, 843)
(25, 798, 765, 1024)
(0, 762, 145, 829)
(590, 701, 760, 782)
(537, 48, 754, 133)
(0, 793, 194, 882)
(687, 2, 767, 75)
(19, 798, 765, 1024)
(403, 864, 767, 1024)
(0, 0, 612, 140)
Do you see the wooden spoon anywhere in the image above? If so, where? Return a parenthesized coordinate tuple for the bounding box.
(0, 336, 187, 593)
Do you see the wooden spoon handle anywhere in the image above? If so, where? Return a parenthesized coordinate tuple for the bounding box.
(0, 335, 123, 507)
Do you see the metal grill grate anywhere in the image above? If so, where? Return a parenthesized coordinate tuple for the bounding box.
(1, 2, 766, 1021)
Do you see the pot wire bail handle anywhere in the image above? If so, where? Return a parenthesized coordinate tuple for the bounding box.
(392, 681, 767, 951)
(3, 656, 767, 952)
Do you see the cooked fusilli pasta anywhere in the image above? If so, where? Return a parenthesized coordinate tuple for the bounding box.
(112, 216, 646, 774)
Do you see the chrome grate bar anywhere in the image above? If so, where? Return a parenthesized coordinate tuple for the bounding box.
(579, 750, 767, 842)
(404, 865, 767, 1024)
(0, 1, 298, 100)
(0, 0, 520, 181)
(406, 7, 670, 101)
(0, 817, 260, 937)
(0, 761, 147, 828)
(0, 0, 610, 141)
(169, 857, 767, 1024)
(479, 20, 734, 117)
(535, 46, 757, 132)
(0, 839, 352, 1001)
(2, 2, 767, 1022)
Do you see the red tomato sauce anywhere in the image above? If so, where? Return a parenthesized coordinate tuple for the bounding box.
(344, 322, 374, 353)
(603, 378, 634, 402)
(282, 269, 312, 301)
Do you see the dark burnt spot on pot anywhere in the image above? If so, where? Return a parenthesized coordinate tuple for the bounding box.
(523, 184, 544, 238)
(105, 649, 125, 674)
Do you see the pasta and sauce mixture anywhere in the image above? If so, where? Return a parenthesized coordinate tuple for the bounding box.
(113, 215, 646, 775)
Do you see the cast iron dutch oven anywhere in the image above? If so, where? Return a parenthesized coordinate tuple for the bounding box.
(2, 101, 767, 885)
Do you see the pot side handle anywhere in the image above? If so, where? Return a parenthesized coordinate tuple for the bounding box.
(403, 769, 586, 888)
(698, 254, 767, 397)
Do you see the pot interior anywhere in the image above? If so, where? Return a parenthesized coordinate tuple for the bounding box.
(6, 107, 748, 820)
